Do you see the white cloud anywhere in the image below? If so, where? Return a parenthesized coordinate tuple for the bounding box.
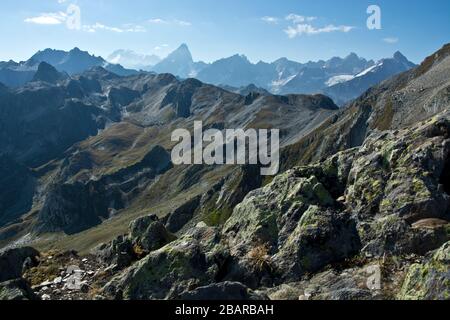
(285, 13, 317, 23)
(284, 24, 354, 38)
(82, 22, 146, 33)
(148, 18, 191, 26)
(261, 16, 279, 24)
(24, 12, 67, 25)
(383, 37, 399, 44)
(148, 18, 168, 24)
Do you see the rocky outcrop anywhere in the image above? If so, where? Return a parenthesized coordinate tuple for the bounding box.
(103, 223, 224, 299)
(0, 247, 40, 282)
(267, 266, 384, 300)
(347, 116, 450, 257)
(93, 235, 135, 270)
(130, 215, 175, 252)
(221, 170, 359, 286)
(93, 214, 175, 270)
(0, 278, 39, 300)
(0, 247, 40, 301)
(399, 241, 450, 300)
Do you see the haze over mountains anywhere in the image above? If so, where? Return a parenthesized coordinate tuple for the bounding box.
(107, 50, 161, 71)
(0, 44, 416, 106)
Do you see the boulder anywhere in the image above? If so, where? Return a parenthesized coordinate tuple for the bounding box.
(399, 241, 450, 300)
(222, 170, 359, 285)
(94, 215, 176, 270)
(0, 247, 40, 282)
(272, 206, 360, 282)
(93, 235, 135, 270)
(130, 214, 175, 252)
(359, 215, 450, 257)
(267, 263, 386, 300)
(103, 223, 224, 300)
(345, 118, 450, 256)
(0, 278, 39, 300)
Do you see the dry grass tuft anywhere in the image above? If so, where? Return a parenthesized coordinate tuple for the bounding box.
(247, 244, 272, 271)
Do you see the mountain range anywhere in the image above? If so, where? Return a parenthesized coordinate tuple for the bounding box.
(148, 44, 416, 105)
(0, 42, 449, 301)
(0, 45, 416, 106)
(0, 48, 138, 88)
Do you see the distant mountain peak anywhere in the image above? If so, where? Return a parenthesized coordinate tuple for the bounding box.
(32, 62, 67, 84)
(174, 43, 191, 53)
(178, 43, 189, 50)
(393, 51, 408, 62)
(166, 44, 193, 63)
(68, 47, 92, 57)
(228, 54, 249, 62)
(151, 44, 199, 78)
(345, 52, 362, 61)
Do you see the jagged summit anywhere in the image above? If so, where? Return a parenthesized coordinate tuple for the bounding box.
(151, 44, 201, 78)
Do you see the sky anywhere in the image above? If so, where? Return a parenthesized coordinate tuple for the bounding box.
(1, 0, 449, 64)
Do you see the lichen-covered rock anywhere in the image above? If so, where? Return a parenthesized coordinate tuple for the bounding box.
(93, 214, 175, 269)
(344, 116, 450, 256)
(93, 235, 135, 270)
(223, 172, 335, 252)
(266, 265, 384, 300)
(291, 148, 358, 199)
(398, 241, 450, 300)
(0, 247, 40, 282)
(346, 117, 450, 222)
(222, 170, 359, 285)
(0, 278, 39, 300)
(359, 215, 450, 257)
(129, 214, 175, 252)
(273, 206, 360, 282)
(103, 223, 224, 299)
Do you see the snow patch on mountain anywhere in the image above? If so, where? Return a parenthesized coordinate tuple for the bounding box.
(326, 75, 355, 87)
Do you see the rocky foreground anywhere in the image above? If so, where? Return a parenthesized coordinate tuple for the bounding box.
(1, 111, 449, 300)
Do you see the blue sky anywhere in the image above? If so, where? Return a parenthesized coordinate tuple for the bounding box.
(1, 0, 449, 63)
